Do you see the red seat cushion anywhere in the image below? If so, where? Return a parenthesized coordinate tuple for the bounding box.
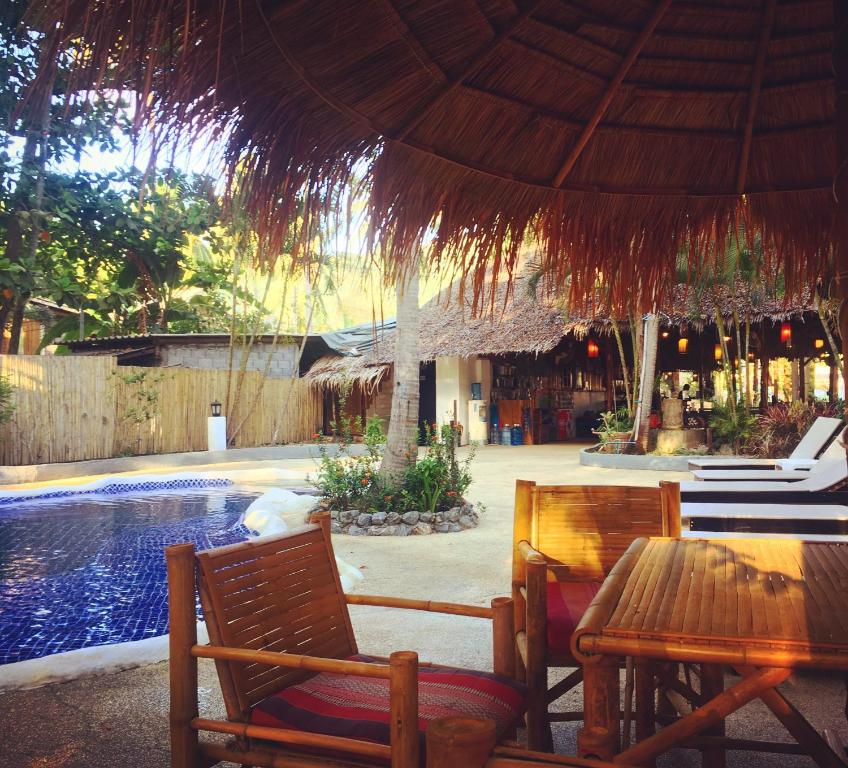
(546, 581, 601, 654)
(250, 654, 526, 748)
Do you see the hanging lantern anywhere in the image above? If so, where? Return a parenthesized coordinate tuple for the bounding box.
(587, 338, 599, 359)
(815, 338, 825, 349)
(678, 337, 689, 354)
(714, 344, 723, 361)
(661, 330, 670, 339)
(780, 322, 792, 344)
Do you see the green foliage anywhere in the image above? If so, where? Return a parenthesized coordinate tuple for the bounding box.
(312, 403, 475, 516)
(595, 408, 634, 443)
(0, 374, 14, 426)
(743, 401, 842, 459)
(708, 403, 757, 453)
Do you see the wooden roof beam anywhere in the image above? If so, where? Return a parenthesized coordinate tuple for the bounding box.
(552, 0, 674, 188)
(393, 0, 544, 142)
(736, 0, 777, 194)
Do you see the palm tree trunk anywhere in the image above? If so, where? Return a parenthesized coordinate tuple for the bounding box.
(380, 265, 421, 481)
(610, 315, 632, 415)
(633, 314, 659, 451)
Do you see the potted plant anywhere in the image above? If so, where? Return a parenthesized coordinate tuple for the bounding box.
(593, 408, 635, 444)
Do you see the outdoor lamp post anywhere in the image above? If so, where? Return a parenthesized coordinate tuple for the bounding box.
(207, 400, 227, 451)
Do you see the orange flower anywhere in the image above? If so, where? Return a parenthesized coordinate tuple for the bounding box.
(360, 478, 369, 486)
(446, 490, 457, 497)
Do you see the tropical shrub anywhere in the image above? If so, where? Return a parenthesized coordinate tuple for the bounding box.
(743, 401, 842, 458)
(708, 403, 757, 453)
(595, 408, 634, 443)
(312, 420, 474, 514)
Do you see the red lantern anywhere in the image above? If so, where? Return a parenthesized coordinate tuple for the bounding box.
(780, 322, 792, 344)
(587, 339, 599, 358)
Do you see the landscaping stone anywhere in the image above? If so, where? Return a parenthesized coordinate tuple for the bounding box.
(325, 502, 478, 536)
(411, 522, 432, 535)
(368, 525, 397, 536)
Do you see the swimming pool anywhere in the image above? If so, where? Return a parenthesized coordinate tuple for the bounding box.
(0, 485, 260, 665)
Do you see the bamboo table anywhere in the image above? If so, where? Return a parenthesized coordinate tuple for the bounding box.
(571, 537, 848, 768)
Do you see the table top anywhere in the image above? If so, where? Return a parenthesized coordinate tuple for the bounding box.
(573, 537, 848, 669)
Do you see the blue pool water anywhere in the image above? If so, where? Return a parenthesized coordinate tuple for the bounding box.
(0, 486, 260, 664)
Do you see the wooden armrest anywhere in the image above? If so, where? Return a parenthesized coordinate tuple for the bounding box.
(192, 644, 392, 678)
(518, 540, 546, 565)
(346, 593, 494, 619)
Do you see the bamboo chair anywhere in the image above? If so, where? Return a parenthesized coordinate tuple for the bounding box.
(512, 480, 681, 751)
(166, 513, 526, 768)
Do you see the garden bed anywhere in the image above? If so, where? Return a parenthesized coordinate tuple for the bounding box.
(325, 502, 480, 536)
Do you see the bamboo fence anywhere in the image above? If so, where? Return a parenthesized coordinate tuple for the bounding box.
(0, 355, 322, 465)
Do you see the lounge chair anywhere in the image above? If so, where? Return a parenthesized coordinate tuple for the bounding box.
(166, 513, 527, 768)
(687, 416, 842, 471)
(679, 459, 848, 536)
(691, 438, 845, 482)
(512, 480, 681, 751)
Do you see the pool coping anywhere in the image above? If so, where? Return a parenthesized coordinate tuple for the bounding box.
(0, 443, 369, 486)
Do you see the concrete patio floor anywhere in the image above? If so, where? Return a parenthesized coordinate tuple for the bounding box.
(1, 444, 845, 767)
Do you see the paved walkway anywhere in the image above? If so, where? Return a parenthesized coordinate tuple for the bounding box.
(1, 445, 845, 766)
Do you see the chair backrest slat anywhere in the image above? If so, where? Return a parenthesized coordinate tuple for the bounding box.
(196, 520, 357, 717)
(514, 482, 679, 583)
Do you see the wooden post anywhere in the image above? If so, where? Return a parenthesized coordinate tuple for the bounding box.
(166, 543, 200, 768)
(577, 655, 621, 760)
(390, 651, 419, 768)
(524, 553, 551, 751)
(634, 660, 657, 767)
(605, 347, 615, 410)
(659, 481, 681, 537)
(491, 596, 516, 680)
(512, 480, 534, 680)
(760, 354, 770, 411)
(836, 0, 848, 435)
(425, 718, 496, 768)
(700, 664, 726, 768)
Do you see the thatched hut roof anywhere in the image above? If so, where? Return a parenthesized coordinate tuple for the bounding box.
(40, 1, 837, 310)
(304, 273, 822, 386)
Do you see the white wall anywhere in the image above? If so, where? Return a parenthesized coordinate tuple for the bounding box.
(435, 356, 491, 446)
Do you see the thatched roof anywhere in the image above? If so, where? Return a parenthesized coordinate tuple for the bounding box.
(304, 273, 822, 386)
(39, 1, 836, 310)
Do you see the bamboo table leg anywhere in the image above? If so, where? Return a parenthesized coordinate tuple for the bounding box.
(577, 655, 620, 760)
(616, 667, 792, 766)
(700, 664, 726, 768)
(737, 667, 847, 768)
(634, 660, 656, 768)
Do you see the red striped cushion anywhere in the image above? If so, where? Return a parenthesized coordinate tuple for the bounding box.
(250, 655, 526, 748)
(546, 580, 601, 654)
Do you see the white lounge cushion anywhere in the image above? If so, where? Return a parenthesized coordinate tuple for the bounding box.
(691, 469, 811, 482)
(682, 502, 848, 521)
(687, 416, 842, 470)
(680, 458, 847, 494)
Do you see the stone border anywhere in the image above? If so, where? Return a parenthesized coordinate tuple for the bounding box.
(328, 503, 480, 535)
(579, 446, 696, 472)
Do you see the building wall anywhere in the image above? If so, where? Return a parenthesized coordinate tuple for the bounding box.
(365, 377, 393, 428)
(435, 356, 491, 446)
(160, 342, 299, 378)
